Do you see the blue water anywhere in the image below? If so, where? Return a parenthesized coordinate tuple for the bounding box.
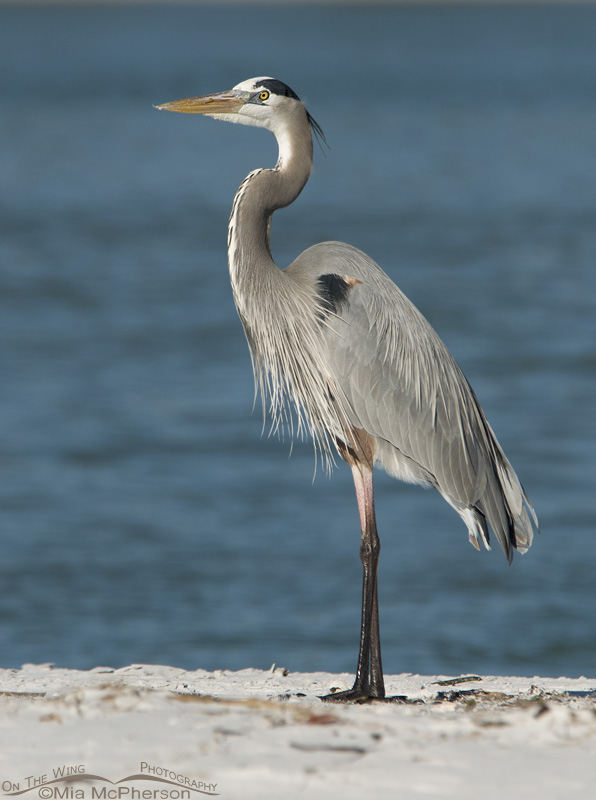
(0, 3, 595, 679)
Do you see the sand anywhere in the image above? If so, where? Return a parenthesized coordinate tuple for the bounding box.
(0, 664, 594, 799)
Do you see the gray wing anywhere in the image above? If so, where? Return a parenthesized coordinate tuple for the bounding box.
(291, 241, 537, 562)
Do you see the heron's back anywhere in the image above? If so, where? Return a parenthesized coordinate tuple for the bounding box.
(288, 241, 538, 562)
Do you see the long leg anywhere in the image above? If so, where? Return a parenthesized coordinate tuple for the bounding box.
(321, 460, 385, 701)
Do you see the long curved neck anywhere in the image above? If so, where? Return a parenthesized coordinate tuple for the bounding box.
(227, 110, 313, 319)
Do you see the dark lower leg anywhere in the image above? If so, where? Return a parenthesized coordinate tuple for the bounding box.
(321, 463, 385, 701)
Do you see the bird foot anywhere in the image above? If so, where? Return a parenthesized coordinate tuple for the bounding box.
(319, 684, 386, 703)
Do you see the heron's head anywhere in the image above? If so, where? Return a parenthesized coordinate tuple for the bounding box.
(156, 76, 325, 148)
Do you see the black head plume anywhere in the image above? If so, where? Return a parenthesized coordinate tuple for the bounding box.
(255, 78, 329, 154)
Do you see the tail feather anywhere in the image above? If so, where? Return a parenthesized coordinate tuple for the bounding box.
(462, 454, 538, 563)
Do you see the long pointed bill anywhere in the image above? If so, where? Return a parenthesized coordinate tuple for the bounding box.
(155, 90, 244, 115)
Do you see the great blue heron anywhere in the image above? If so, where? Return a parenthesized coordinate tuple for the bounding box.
(157, 77, 538, 702)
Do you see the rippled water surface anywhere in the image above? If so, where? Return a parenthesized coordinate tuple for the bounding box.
(1, 3, 595, 678)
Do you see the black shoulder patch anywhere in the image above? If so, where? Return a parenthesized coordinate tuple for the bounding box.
(257, 78, 301, 101)
(317, 273, 352, 317)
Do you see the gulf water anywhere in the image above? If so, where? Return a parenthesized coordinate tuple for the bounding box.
(1, 3, 595, 678)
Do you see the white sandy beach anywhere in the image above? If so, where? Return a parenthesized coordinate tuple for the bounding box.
(0, 665, 594, 799)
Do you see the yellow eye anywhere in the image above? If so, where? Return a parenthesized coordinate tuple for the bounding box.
(259, 90, 270, 102)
